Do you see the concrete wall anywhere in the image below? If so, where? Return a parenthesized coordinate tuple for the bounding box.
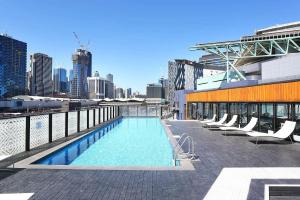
(262, 53, 300, 80)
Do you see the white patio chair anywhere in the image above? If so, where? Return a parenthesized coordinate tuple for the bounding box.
(246, 120, 296, 144)
(220, 117, 258, 135)
(199, 114, 216, 123)
(206, 113, 228, 126)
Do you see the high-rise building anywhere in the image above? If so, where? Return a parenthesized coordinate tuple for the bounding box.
(25, 71, 32, 95)
(53, 68, 68, 94)
(30, 53, 53, 96)
(87, 76, 105, 99)
(159, 77, 169, 99)
(125, 88, 132, 98)
(146, 83, 163, 98)
(115, 88, 124, 98)
(106, 73, 113, 83)
(71, 49, 92, 98)
(68, 69, 73, 94)
(105, 80, 114, 98)
(168, 59, 203, 106)
(0, 34, 27, 98)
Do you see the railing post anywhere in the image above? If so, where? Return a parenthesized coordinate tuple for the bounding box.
(77, 110, 80, 132)
(87, 109, 89, 129)
(65, 112, 68, 137)
(93, 109, 96, 127)
(98, 107, 101, 124)
(106, 107, 109, 121)
(25, 116, 30, 151)
(118, 106, 120, 117)
(49, 113, 52, 143)
(137, 106, 139, 116)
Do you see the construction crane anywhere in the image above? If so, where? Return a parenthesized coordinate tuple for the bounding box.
(73, 32, 90, 50)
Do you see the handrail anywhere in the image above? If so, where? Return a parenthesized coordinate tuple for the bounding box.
(173, 134, 196, 161)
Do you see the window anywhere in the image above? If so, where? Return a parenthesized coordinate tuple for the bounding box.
(294, 104, 300, 135)
(260, 103, 274, 132)
(276, 104, 291, 131)
(218, 103, 227, 120)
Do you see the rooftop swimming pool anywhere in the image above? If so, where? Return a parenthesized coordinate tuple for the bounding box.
(34, 117, 175, 167)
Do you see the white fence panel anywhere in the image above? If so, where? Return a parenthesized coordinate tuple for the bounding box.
(89, 110, 94, 128)
(52, 113, 65, 141)
(0, 117, 26, 156)
(68, 111, 77, 135)
(100, 108, 103, 123)
(95, 109, 99, 125)
(80, 110, 87, 131)
(30, 115, 49, 149)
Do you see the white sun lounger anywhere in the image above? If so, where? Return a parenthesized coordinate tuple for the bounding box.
(246, 120, 296, 144)
(220, 117, 258, 133)
(199, 114, 216, 123)
(206, 114, 228, 126)
(209, 115, 238, 128)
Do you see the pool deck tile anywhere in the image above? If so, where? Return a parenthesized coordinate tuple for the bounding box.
(1, 120, 300, 199)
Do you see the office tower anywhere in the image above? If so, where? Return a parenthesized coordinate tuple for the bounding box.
(125, 88, 132, 98)
(0, 34, 27, 98)
(87, 51, 92, 77)
(146, 83, 163, 98)
(115, 88, 124, 98)
(71, 49, 91, 98)
(53, 68, 68, 93)
(30, 53, 53, 96)
(68, 69, 73, 94)
(159, 77, 169, 99)
(105, 80, 114, 99)
(106, 73, 113, 83)
(87, 76, 106, 99)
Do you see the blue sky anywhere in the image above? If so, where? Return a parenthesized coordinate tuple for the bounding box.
(1, 0, 300, 93)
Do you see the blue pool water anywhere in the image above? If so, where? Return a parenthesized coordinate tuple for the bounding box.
(34, 117, 175, 167)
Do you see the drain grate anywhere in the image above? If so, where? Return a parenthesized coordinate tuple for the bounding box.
(266, 185, 300, 200)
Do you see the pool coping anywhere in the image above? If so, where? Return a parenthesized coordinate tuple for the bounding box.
(10, 117, 195, 171)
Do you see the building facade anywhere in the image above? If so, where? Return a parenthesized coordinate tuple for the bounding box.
(115, 88, 124, 98)
(53, 68, 68, 94)
(168, 59, 203, 106)
(30, 53, 53, 96)
(125, 88, 132, 98)
(0, 34, 27, 98)
(106, 73, 113, 83)
(71, 49, 91, 98)
(87, 76, 106, 99)
(146, 83, 163, 98)
(186, 21, 300, 136)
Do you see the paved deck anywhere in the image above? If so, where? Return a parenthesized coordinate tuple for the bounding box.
(1, 120, 300, 199)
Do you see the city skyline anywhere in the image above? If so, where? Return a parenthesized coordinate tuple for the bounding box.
(1, 0, 300, 93)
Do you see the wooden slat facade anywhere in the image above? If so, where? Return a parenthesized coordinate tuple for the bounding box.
(186, 80, 300, 103)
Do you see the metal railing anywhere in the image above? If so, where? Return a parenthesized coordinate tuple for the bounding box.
(173, 134, 196, 161)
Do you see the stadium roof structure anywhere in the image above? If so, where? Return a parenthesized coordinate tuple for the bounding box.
(191, 22, 300, 82)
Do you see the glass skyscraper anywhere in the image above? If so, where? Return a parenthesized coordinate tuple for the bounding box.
(0, 34, 27, 98)
(71, 49, 92, 98)
(53, 68, 67, 93)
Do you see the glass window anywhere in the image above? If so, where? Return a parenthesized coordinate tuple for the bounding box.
(191, 103, 197, 119)
(203, 103, 209, 119)
(240, 103, 248, 126)
(294, 104, 300, 135)
(276, 104, 291, 131)
(218, 103, 227, 120)
(196, 103, 203, 120)
(248, 103, 259, 130)
(260, 103, 274, 132)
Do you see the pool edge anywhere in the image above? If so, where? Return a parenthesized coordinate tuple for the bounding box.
(10, 117, 195, 171)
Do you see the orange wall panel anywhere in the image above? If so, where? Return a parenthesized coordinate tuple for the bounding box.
(186, 81, 300, 103)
